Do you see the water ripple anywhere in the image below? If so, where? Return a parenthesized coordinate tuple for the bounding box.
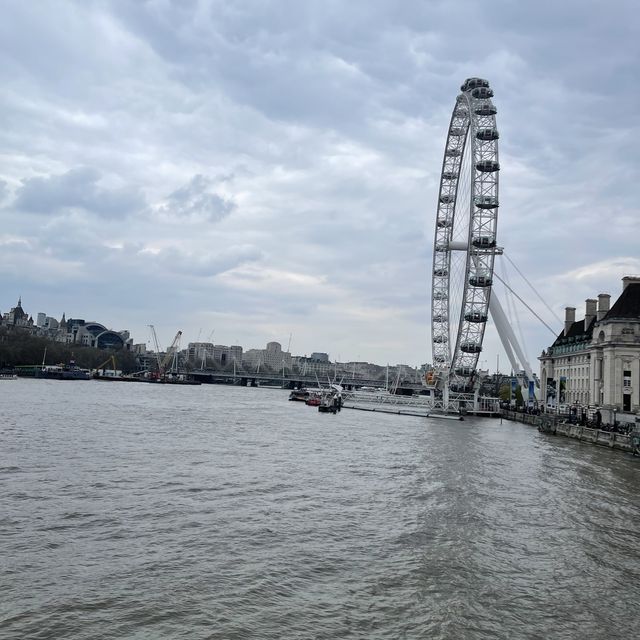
(1, 381, 639, 639)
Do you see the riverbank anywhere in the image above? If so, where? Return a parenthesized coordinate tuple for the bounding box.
(502, 409, 638, 455)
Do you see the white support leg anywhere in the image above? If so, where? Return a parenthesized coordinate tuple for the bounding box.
(490, 293, 536, 391)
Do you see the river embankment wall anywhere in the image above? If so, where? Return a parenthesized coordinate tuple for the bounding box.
(502, 410, 635, 454)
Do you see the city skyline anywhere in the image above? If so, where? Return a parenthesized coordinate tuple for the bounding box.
(0, 295, 421, 369)
(1, 1, 638, 365)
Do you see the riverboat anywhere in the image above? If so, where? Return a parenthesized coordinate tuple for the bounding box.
(36, 363, 91, 380)
(318, 387, 342, 414)
(0, 373, 18, 380)
(289, 389, 310, 402)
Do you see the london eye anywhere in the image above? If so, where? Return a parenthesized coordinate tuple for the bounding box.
(431, 77, 500, 405)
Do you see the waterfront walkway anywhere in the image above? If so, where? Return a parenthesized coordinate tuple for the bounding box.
(503, 410, 639, 455)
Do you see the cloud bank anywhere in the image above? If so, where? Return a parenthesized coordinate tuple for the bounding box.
(1, 0, 638, 365)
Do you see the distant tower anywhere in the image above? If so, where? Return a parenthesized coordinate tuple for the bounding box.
(11, 297, 26, 324)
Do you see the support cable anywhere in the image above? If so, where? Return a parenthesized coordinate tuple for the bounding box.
(503, 252, 562, 324)
(492, 271, 558, 336)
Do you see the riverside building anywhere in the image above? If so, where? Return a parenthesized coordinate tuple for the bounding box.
(1, 297, 133, 351)
(243, 341, 292, 371)
(539, 276, 640, 422)
(187, 342, 243, 367)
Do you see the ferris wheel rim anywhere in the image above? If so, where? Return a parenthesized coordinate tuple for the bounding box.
(431, 78, 500, 395)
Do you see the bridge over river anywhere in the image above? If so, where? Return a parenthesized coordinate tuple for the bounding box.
(186, 369, 425, 393)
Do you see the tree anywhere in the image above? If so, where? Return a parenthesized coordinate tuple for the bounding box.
(499, 382, 524, 407)
(514, 385, 524, 408)
(499, 384, 511, 402)
(0, 328, 139, 373)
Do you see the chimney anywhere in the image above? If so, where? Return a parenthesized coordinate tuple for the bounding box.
(622, 275, 640, 291)
(584, 299, 597, 330)
(564, 306, 575, 336)
(597, 294, 610, 321)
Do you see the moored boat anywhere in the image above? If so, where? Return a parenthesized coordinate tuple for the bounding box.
(318, 387, 342, 414)
(36, 361, 91, 380)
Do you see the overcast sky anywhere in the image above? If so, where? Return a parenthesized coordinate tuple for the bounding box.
(1, 0, 638, 368)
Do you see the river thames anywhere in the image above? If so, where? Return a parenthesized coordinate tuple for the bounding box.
(1, 379, 639, 639)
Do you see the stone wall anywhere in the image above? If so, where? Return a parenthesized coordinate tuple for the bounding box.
(502, 410, 635, 454)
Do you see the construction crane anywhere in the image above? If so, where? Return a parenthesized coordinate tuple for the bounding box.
(148, 324, 163, 375)
(94, 355, 117, 377)
(160, 330, 183, 378)
(147, 326, 183, 380)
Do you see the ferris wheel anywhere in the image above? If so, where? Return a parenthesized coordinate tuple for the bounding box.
(431, 77, 500, 399)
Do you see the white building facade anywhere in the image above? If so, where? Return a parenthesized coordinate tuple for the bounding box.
(540, 276, 640, 422)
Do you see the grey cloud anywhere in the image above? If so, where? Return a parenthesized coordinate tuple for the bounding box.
(13, 167, 146, 218)
(159, 174, 236, 222)
(153, 244, 263, 278)
(1, 0, 638, 364)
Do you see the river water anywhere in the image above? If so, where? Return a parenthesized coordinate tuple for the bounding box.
(1, 380, 639, 639)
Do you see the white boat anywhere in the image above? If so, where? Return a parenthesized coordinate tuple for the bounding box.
(0, 373, 18, 380)
(317, 385, 343, 414)
(427, 411, 464, 421)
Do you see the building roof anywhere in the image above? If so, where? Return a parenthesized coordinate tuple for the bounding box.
(603, 282, 640, 320)
(12, 297, 25, 319)
(551, 317, 596, 348)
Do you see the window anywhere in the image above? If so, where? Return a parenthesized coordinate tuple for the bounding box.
(623, 370, 632, 390)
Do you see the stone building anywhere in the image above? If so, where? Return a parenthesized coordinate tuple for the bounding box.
(292, 355, 333, 376)
(1, 297, 33, 330)
(188, 342, 214, 364)
(243, 341, 292, 371)
(187, 342, 243, 367)
(1, 297, 133, 351)
(539, 276, 640, 422)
